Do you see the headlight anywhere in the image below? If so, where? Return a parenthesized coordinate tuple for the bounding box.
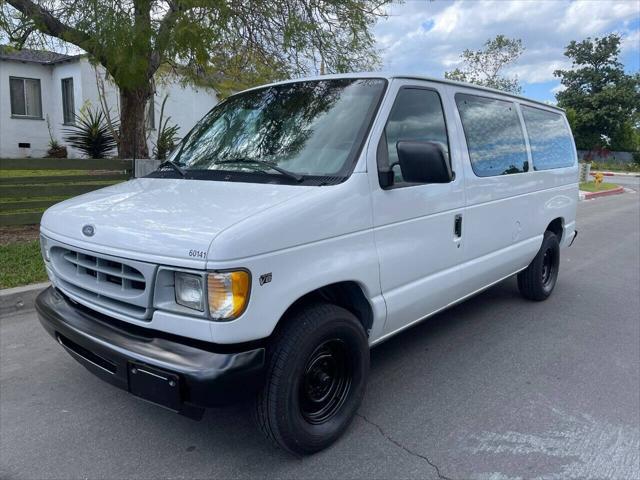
(174, 272, 204, 311)
(208, 270, 250, 320)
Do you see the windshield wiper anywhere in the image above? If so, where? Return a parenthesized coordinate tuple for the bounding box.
(158, 160, 186, 177)
(217, 158, 303, 182)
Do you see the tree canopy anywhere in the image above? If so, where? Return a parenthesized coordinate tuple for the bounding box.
(1, 0, 389, 158)
(554, 34, 640, 151)
(445, 35, 524, 94)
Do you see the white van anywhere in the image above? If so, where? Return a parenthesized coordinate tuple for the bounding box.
(37, 73, 578, 454)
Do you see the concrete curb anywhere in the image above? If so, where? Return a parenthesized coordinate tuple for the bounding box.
(581, 186, 625, 200)
(0, 282, 49, 317)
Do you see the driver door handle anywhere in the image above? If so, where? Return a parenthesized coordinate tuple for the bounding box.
(454, 214, 462, 238)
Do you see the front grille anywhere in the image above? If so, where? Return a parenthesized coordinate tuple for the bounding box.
(62, 251, 146, 291)
(49, 245, 156, 320)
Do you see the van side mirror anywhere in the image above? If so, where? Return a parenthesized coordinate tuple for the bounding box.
(396, 141, 453, 184)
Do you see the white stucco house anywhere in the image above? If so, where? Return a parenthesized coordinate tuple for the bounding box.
(0, 46, 218, 158)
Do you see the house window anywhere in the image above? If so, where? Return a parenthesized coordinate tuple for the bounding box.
(61, 77, 75, 124)
(9, 77, 42, 118)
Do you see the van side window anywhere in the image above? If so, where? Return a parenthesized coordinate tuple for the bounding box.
(521, 106, 575, 170)
(455, 94, 528, 177)
(380, 88, 449, 186)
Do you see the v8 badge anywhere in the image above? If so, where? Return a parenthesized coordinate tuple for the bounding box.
(259, 273, 272, 286)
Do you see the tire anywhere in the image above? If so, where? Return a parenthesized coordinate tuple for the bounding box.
(254, 302, 369, 455)
(517, 230, 560, 301)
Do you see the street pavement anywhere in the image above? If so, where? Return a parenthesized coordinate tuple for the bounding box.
(608, 174, 640, 191)
(1, 191, 639, 480)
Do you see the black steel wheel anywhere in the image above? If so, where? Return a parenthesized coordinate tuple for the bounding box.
(300, 339, 352, 425)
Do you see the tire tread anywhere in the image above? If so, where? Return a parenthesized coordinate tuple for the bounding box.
(517, 230, 559, 301)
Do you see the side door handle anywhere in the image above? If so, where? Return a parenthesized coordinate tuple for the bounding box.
(454, 214, 462, 238)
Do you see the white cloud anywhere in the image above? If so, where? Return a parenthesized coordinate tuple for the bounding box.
(374, 0, 640, 90)
(507, 60, 570, 84)
(559, 0, 639, 37)
(620, 29, 640, 55)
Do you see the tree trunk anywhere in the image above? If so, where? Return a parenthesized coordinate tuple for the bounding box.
(119, 85, 152, 159)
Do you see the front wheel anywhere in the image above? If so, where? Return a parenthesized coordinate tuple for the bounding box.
(254, 303, 369, 455)
(517, 231, 560, 301)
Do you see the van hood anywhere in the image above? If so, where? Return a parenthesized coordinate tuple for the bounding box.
(40, 178, 310, 266)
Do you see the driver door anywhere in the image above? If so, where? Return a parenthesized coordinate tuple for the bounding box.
(369, 80, 466, 338)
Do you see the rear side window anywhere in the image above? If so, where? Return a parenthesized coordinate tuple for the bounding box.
(456, 94, 528, 177)
(521, 106, 575, 170)
(382, 88, 449, 185)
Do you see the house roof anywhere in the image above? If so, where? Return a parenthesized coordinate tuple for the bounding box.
(0, 46, 82, 65)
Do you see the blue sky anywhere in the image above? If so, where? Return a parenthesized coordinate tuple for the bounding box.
(373, 0, 640, 103)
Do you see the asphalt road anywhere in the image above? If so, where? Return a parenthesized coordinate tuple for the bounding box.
(608, 174, 640, 191)
(2, 191, 639, 480)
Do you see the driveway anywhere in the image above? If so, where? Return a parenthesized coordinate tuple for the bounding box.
(1, 191, 639, 480)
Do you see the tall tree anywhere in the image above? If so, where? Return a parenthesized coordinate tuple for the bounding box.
(554, 34, 640, 151)
(445, 35, 524, 94)
(1, 0, 389, 159)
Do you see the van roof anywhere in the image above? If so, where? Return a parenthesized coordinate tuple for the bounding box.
(240, 72, 564, 113)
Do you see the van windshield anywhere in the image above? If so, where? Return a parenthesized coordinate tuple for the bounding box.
(159, 78, 386, 185)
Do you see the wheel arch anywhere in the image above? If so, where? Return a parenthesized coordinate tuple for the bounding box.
(546, 217, 564, 243)
(275, 281, 374, 337)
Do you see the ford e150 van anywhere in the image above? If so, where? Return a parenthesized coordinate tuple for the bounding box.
(36, 73, 578, 455)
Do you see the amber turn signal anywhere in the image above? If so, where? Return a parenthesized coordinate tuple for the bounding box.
(207, 270, 250, 320)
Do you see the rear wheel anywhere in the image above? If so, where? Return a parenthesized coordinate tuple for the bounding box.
(254, 303, 369, 455)
(517, 231, 560, 301)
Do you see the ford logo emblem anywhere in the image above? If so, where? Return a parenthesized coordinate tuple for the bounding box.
(82, 224, 95, 237)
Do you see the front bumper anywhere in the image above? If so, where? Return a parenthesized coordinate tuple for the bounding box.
(36, 287, 266, 418)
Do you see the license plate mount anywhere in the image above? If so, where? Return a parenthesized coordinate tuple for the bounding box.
(128, 362, 181, 411)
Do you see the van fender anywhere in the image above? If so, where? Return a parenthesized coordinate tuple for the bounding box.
(205, 229, 386, 345)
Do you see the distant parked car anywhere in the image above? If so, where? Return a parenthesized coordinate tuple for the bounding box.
(36, 73, 578, 454)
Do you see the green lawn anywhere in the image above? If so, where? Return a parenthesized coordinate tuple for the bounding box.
(1, 208, 53, 214)
(0, 164, 125, 288)
(579, 181, 619, 192)
(0, 240, 47, 289)
(1, 196, 67, 203)
(1, 168, 123, 225)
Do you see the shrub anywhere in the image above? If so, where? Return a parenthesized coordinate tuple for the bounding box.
(45, 114, 68, 158)
(64, 109, 118, 158)
(153, 95, 180, 160)
(154, 123, 180, 160)
(46, 140, 68, 158)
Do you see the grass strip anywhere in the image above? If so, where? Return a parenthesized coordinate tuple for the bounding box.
(0, 240, 47, 289)
(579, 181, 619, 192)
